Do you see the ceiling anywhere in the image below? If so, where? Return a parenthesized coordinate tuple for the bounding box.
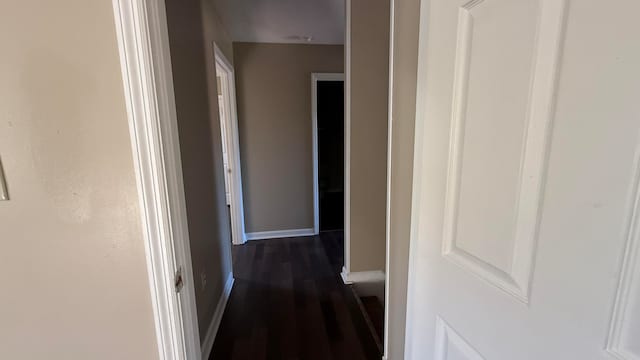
(212, 0, 345, 45)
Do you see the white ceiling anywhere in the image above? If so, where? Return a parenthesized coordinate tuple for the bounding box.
(211, 0, 345, 45)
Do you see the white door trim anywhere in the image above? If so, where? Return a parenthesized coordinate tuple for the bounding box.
(340, 268, 386, 285)
(214, 43, 247, 245)
(344, 0, 353, 274)
(384, 0, 395, 359)
(311, 72, 345, 235)
(111, 0, 198, 359)
(404, 0, 431, 358)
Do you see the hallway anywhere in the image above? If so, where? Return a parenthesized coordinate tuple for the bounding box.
(210, 232, 380, 360)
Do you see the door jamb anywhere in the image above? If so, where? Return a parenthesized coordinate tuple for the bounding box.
(384, 1, 395, 359)
(405, 0, 436, 357)
(111, 0, 199, 359)
(311, 73, 345, 235)
(344, 0, 353, 277)
(214, 43, 247, 245)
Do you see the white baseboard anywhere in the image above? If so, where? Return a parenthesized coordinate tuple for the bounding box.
(340, 266, 386, 285)
(245, 228, 315, 241)
(201, 272, 234, 360)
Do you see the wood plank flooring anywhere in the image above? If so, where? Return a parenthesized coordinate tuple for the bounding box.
(210, 231, 381, 360)
(358, 296, 384, 351)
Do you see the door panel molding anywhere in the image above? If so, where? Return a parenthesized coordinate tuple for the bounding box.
(434, 316, 485, 360)
(442, 0, 568, 303)
(607, 149, 640, 360)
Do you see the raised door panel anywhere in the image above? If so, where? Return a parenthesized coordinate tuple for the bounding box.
(442, 0, 567, 303)
(434, 317, 485, 360)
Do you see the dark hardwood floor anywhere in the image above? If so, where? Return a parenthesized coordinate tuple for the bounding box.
(210, 231, 381, 360)
(358, 296, 384, 351)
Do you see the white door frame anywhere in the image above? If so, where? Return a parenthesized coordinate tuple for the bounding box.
(311, 73, 345, 235)
(214, 43, 247, 245)
(111, 0, 199, 359)
(384, 2, 396, 360)
(344, 0, 353, 277)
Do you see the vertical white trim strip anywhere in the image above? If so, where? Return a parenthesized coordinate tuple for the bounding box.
(111, 0, 200, 359)
(312, 74, 320, 235)
(344, 0, 352, 275)
(405, 0, 432, 358)
(384, 0, 395, 358)
(214, 43, 247, 245)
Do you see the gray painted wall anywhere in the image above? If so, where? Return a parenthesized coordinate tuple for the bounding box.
(165, 0, 234, 341)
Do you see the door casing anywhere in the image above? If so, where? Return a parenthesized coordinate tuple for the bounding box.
(215, 43, 247, 246)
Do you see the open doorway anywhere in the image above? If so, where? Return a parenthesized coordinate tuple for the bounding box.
(312, 73, 345, 233)
(214, 43, 246, 245)
(114, 0, 391, 359)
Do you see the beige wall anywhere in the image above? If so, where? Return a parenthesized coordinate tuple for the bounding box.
(0, 1, 158, 359)
(165, 0, 233, 341)
(233, 43, 344, 233)
(202, 0, 234, 63)
(347, 0, 390, 273)
(386, 0, 421, 358)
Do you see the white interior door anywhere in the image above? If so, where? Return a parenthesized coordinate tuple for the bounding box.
(405, 0, 640, 359)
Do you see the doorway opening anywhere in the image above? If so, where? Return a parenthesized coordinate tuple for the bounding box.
(114, 0, 392, 358)
(312, 73, 345, 233)
(214, 43, 246, 245)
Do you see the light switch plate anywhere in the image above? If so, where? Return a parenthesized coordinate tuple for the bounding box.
(0, 157, 8, 201)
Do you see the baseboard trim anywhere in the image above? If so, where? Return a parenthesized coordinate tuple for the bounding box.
(245, 228, 315, 241)
(340, 267, 386, 285)
(201, 272, 234, 360)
